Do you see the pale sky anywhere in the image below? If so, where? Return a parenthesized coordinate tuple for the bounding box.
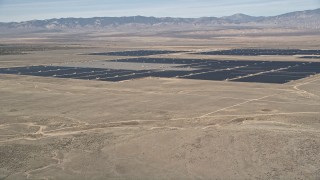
(0, 0, 319, 22)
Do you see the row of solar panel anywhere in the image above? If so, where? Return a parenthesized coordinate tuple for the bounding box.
(110, 58, 310, 67)
(88, 50, 184, 56)
(1, 59, 319, 83)
(86, 49, 320, 57)
(194, 49, 320, 56)
(0, 68, 313, 84)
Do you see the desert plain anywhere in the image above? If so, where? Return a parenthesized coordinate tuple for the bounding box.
(0, 26, 320, 179)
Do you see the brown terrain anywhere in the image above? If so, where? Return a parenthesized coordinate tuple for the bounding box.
(0, 27, 320, 179)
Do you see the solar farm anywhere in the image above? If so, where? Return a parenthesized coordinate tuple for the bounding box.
(1, 31, 320, 179)
(195, 49, 320, 56)
(1, 49, 320, 84)
(87, 50, 185, 56)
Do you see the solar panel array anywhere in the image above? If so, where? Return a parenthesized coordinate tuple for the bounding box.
(195, 49, 320, 56)
(1, 58, 319, 84)
(88, 50, 185, 56)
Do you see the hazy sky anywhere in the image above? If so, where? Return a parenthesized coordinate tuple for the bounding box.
(0, 0, 319, 22)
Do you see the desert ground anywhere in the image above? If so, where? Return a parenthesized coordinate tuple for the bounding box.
(1, 27, 320, 179)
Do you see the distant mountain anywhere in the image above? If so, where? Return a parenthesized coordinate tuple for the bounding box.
(0, 8, 319, 32)
(221, 13, 264, 23)
(261, 8, 320, 29)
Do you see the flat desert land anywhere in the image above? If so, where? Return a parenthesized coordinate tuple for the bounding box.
(1, 28, 320, 179)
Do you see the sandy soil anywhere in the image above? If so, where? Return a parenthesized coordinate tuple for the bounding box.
(0, 28, 320, 179)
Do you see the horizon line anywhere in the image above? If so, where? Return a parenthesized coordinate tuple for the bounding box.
(1, 8, 318, 24)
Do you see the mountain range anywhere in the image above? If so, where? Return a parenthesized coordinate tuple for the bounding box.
(0, 8, 319, 32)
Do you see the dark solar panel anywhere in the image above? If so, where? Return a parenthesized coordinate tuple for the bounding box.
(181, 70, 247, 81)
(195, 49, 320, 56)
(148, 70, 192, 78)
(1, 58, 320, 84)
(88, 50, 186, 56)
(231, 74, 308, 84)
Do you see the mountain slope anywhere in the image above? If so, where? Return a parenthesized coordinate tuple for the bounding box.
(221, 13, 264, 23)
(261, 8, 320, 28)
(0, 8, 319, 32)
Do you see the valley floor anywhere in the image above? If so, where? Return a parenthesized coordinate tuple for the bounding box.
(0, 29, 320, 179)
